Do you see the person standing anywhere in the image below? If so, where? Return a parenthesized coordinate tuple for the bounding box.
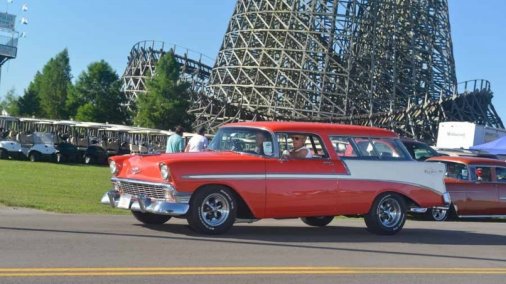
(184, 127, 208, 152)
(166, 126, 185, 153)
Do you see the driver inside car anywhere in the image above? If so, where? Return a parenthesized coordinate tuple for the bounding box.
(284, 135, 313, 159)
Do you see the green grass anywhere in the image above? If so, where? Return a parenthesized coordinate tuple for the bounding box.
(0, 159, 127, 214)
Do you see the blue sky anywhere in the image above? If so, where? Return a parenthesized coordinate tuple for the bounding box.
(1, 0, 505, 121)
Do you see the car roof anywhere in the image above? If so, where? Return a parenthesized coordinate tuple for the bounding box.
(223, 121, 397, 137)
(436, 148, 498, 159)
(400, 137, 426, 144)
(426, 155, 506, 166)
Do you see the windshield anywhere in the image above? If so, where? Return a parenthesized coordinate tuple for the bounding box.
(209, 127, 274, 156)
(33, 132, 55, 145)
(403, 140, 439, 161)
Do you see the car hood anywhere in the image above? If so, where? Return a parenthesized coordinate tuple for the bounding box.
(112, 151, 266, 182)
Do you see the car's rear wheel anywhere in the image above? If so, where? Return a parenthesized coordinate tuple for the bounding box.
(424, 205, 455, 221)
(187, 186, 237, 235)
(301, 216, 334, 227)
(364, 193, 406, 235)
(131, 211, 171, 225)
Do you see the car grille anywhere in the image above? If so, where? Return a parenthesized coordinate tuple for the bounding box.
(115, 180, 167, 200)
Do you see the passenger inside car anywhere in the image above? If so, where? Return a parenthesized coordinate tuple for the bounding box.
(254, 131, 273, 156)
(473, 167, 492, 182)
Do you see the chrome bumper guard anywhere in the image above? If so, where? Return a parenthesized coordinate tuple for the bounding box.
(101, 190, 189, 216)
(409, 207, 428, 213)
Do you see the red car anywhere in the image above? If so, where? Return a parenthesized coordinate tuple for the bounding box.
(424, 156, 506, 221)
(101, 122, 449, 235)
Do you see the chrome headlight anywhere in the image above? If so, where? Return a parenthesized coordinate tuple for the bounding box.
(160, 163, 170, 180)
(109, 160, 118, 175)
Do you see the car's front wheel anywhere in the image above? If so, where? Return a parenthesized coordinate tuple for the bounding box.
(187, 186, 237, 235)
(29, 152, 40, 162)
(131, 211, 171, 225)
(301, 216, 334, 227)
(364, 193, 406, 235)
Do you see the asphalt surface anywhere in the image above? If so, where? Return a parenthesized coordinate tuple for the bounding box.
(0, 205, 505, 284)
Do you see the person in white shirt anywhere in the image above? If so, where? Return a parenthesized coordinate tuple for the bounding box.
(184, 127, 208, 152)
(287, 134, 313, 158)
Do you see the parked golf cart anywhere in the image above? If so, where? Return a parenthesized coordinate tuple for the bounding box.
(73, 122, 109, 165)
(0, 116, 23, 159)
(19, 132, 57, 162)
(128, 128, 168, 154)
(53, 120, 80, 163)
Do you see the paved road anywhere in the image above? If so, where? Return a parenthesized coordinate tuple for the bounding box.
(0, 206, 505, 284)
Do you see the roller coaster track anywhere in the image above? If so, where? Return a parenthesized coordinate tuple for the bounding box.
(121, 0, 503, 144)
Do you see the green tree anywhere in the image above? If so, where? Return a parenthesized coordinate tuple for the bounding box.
(38, 49, 72, 119)
(0, 88, 20, 116)
(17, 72, 42, 116)
(69, 60, 127, 123)
(134, 51, 194, 130)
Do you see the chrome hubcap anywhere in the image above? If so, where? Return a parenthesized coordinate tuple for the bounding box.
(432, 208, 447, 221)
(377, 197, 402, 228)
(200, 193, 230, 227)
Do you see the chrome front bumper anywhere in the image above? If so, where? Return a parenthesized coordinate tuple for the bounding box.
(101, 190, 189, 216)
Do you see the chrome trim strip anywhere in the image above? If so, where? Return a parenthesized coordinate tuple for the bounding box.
(182, 174, 342, 180)
(183, 174, 265, 180)
(182, 173, 445, 196)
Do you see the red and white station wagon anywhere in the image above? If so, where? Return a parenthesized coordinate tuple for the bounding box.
(101, 122, 450, 235)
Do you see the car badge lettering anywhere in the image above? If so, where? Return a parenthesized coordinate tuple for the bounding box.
(424, 168, 442, 175)
(130, 167, 141, 174)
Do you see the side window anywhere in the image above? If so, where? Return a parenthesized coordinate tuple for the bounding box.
(444, 162, 469, 181)
(275, 132, 328, 159)
(349, 137, 410, 160)
(352, 138, 376, 157)
(496, 167, 506, 182)
(469, 166, 492, 182)
(329, 136, 357, 157)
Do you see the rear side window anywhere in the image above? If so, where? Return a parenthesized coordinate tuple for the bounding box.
(496, 167, 506, 182)
(330, 136, 410, 160)
(329, 136, 356, 157)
